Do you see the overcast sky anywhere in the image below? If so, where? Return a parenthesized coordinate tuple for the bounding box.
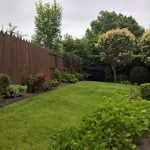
(0, 0, 149, 39)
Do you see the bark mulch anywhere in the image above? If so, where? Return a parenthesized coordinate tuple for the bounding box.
(0, 92, 47, 108)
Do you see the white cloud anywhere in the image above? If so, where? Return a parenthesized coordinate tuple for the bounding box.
(0, 0, 149, 38)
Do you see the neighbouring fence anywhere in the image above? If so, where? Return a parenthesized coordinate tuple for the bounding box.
(0, 31, 65, 84)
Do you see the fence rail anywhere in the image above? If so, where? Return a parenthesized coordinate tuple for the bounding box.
(0, 31, 65, 83)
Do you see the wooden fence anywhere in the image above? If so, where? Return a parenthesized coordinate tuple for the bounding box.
(0, 31, 65, 84)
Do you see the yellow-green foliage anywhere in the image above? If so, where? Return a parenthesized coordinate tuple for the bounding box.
(141, 29, 150, 65)
(140, 83, 150, 100)
(96, 28, 135, 82)
(96, 28, 135, 66)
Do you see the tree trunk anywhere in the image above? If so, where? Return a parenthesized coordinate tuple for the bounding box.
(111, 65, 117, 83)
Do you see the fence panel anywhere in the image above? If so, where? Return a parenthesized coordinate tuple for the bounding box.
(0, 32, 65, 83)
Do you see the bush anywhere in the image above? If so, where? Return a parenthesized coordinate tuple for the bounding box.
(50, 99, 150, 150)
(117, 74, 128, 82)
(129, 67, 149, 84)
(62, 73, 78, 83)
(5, 85, 27, 98)
(74, 73, 84, 81)
(130, 85, 140, 100)
(87, 67, 105, 81)
(34, 73, 47, 90)
(22, 73, 47, 93)
(42, 82, 50, 91)
(49, 79, 59, 88)
(83, 73, 88, 80)
(141, 29, 150, 66)
(140, 83, 150, 100)
(130, 55, 145, 68)
(83, 55, 104, 68)
(0, 74, 11, 95)
(117, 74, 130, 84)
(54, 68, 61, 82)
(63, 52, 82, 72)
(22, 73, 35, 93)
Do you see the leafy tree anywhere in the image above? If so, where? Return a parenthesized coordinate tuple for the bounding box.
(62, 34, 75, 53)
(62, 34, 90, 57)
(88, 11, 144, 37)
(73, 38, 90, 57)
(63, 52, 82, 72)
(141, 29, 150, 66)
(32, 0, 62, 52)
(96, 28, 135, 82)
(85, 11, 144, 55)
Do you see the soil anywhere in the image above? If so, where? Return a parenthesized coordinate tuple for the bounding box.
(137, 138, 150, 150)
(0, 82, 69, 108)
(0, 91, 47, 108)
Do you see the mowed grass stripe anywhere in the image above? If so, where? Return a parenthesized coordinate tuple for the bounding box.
(0, 81, 132, 150)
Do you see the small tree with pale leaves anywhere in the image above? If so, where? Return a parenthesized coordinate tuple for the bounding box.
(96, 28, 135, 82)
(141, 29, 150, 66)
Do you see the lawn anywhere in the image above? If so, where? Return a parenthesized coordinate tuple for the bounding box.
(0, 81, 133, 150)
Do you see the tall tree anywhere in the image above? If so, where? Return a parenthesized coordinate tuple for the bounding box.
(62, 34, 75, 53)
(96, 28, 135, 82)
(85, 11, 144, 55)
(90, 11, 144, 36)
(32, 0, 62, 52)
(62, 34, 90, 57)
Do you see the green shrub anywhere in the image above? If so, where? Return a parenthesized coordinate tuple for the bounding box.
(34, 73, 47, 91)
(50, 99, 150, 150)
(62, 73, 78, 83)
(0, 74, 11, 95)
(141, 29, 150, 66)
(42, 82, 50, 91)
(83, 73, 88, 80)
(117, 74, 130, 84)
(74, 73, 84, 81)
(49, 79, 59, 88)
(54, 68, 61, 82)
(5, 85, 27, 98)
(130, 54, 144, 67)
(117, 74, 128, 82)
(63, 52, 82, 72)
(22, 74, 34, 92)
(129, 67, 149, 84)
(22, 73, 47, 93)
(140, 83, 150, 100)
(130, 85, 140, 100)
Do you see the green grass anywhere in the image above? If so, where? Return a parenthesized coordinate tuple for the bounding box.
(0, 81, 133, 150)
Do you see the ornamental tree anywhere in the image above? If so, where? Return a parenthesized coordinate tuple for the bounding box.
(141, 29, 150, 66)
(96, 28, 135, 82)
(85, 11, 144, 55)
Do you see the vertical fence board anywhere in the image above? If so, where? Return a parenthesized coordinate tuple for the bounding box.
(0, 32, 65, 84)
